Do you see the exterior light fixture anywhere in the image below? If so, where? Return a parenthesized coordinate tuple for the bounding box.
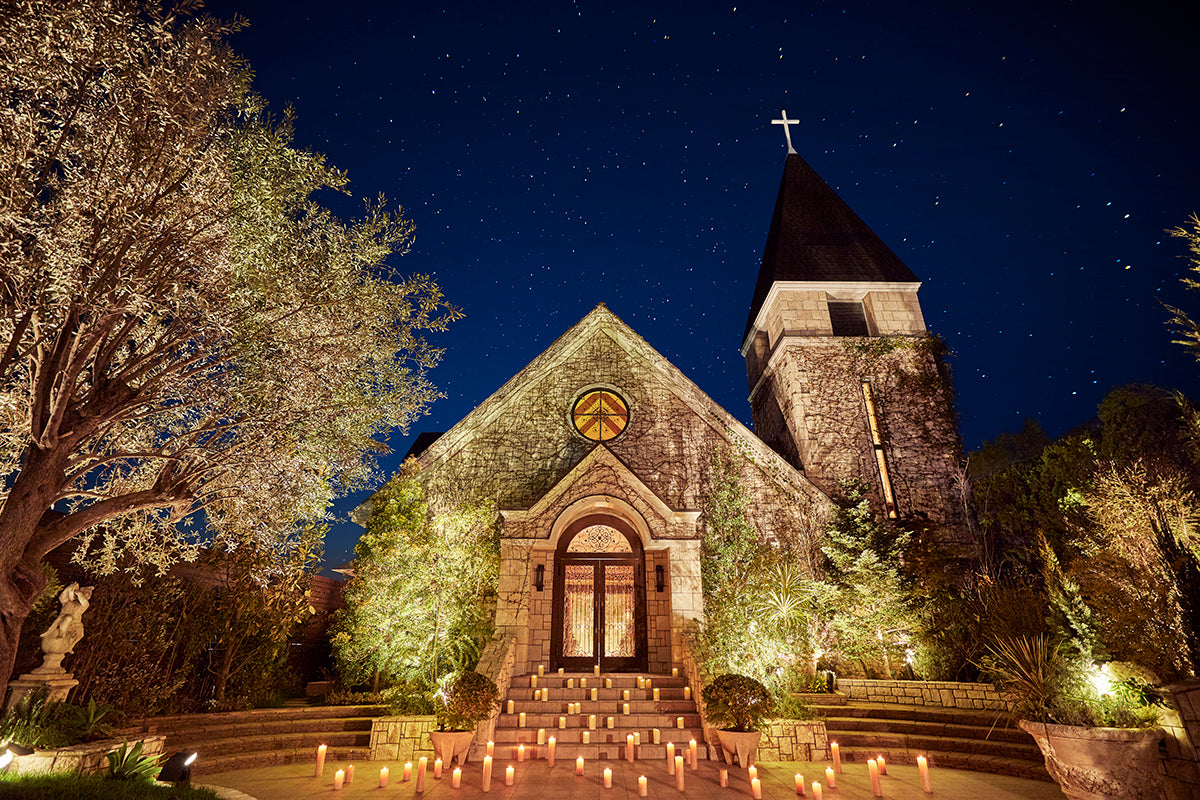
(655, 565, 665, 592)
(535, 564, 544, 591)
(158, 751, 198, 783)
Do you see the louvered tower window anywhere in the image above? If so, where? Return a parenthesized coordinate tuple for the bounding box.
(829, 301, 870, 336)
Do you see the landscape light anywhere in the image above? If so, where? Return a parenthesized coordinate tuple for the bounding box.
(157, 751, 198, 783)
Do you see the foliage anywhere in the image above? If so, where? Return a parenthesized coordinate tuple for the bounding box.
(0, 773, 222, 800)
(105, 741, 162, 782)
(701, 674, 775, 732)
(980, 635, 1159, 728)
(1164, 213, 1200, 364)
(381, 683, 436, 715)
(324, 689, 385, 706)
(0, 0, 458, 691)
(434, 670, 499, 731)
(333, 462, 499, 691)
(771, 693, 816, 721)
(0, 689, 121, 749)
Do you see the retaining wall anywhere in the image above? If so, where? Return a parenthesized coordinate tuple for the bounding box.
(837, 679, 1006, 710)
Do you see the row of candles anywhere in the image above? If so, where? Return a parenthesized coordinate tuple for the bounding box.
(517, 711, 688, 729)
(527, 677, 690, 701)
(535, 665, 681, 677)
(314, 738, 935, 795)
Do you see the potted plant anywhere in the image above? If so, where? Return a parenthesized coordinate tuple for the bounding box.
(701, 674, 774, 767)
(981, 635, 1164, 800)
(429, 670, 500, 766)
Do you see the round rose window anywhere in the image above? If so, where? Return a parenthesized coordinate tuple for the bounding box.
(572, 390, 629, 441)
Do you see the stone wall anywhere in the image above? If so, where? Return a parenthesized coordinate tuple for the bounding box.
(474, 635, 518, 748)
(837, 679, 1006, 710)
(759, 719, 830, 762)
(645, 549, 672, 672)
(12, 735, 165, 776)
(369, 716, 437, 762)
(1160, 679, 1200, 800)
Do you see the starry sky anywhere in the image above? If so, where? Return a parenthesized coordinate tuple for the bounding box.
(202, 0, 1200, 571)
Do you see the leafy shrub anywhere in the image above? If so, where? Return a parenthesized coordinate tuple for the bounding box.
(0, 690, 121, 749)
(106, 741, 162, 782)
(701, 674, 774, 732)
(434, 671, 499, 731)
(325, 689, 385, 706)
(772, 692, 814, 720)
(381, 683, 435, 715)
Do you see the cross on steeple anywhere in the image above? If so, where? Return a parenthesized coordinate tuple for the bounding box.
(771, 110, 799, 154)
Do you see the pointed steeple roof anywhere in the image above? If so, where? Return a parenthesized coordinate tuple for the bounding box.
(744, 153, 920, 340)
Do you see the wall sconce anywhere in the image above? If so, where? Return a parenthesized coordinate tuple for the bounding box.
(535, 564, 544, 591)
(655, 564, 664, 592)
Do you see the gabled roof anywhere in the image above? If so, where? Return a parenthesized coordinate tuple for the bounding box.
(744, 153, 921, 340)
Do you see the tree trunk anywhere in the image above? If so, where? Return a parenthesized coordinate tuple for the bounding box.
(0, 557, 48, 697)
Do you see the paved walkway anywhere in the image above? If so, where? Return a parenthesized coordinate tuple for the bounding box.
(200, 757, 1066, 800)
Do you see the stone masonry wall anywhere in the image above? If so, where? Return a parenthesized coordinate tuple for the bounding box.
(645, 549, 672, 673)
(1160, 679, 1200, 800)
(837, 679, 1006, 711)
(759, 720, 830, 762)
(13, 735, 165, 776)
(369, 716, 437, 763)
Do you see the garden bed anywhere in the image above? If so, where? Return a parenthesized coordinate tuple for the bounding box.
(9, 735, 166, 777)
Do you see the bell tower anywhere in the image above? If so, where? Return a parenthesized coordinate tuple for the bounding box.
(743, 121, 969, 543)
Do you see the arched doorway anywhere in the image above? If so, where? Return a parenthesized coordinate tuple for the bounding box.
(550, 514, 647, 672)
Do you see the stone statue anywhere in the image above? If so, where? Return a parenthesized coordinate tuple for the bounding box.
(36, 582, 93, 669)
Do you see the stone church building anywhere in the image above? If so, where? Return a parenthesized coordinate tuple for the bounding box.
(378, 149, 967, 677)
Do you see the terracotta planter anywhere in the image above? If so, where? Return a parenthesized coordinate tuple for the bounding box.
(715, 729, 761, 767)
(1017, 719, 1164, 800)
(429, 730, 475, 766)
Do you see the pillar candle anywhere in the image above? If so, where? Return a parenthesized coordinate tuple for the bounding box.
(450, 766, 461, 788)
(581, 678, 587, 688)
(795, 773, 805, 795)
(623, 703, 630, 715)
(541, 690, 548, 702)
(684, 686, 691, 700)
(548, 736, 556, 767)
(595, 664, 601, 676)
(672, 667, 679, 676)
(538, 728, 546, 745)
(591, 688, 598, 701)
(519, 712, 527, 727)
(604, 678, 612, 688)
(831, 741, 842, 773)
(720, 768, 728, 787)
(812, 782, 823, 800)
(486, 740, 495, 757)
(607, 716, 615, 729)
(635, 732, 641, 745)
(589, 714, 597, 730)
(517, 744, 526, 762)
(505, 765, 514, 786)
(918, 755, 932, 793)
(689, 739, 698, 770)
(507, 699, 515, 714)
(576, 756, 585, 776)
(558, 667, 564, 674)
(533, 688, 540, 701)
(604, 767, 613, 788)
(531, 675, 538, 688)
(346, 764, 355, 783)
(333, 769, 344, 790)
(434, 759, 443, 779)
(623, 689, 630, 701)
(568, 678, 574, 689)
(675, 757, 685, 791)
(378, 766, 389, 788)
(653, 728, 661, 744)
(639, 775, 648, 796)
(416, 757, 427, 792)
(825, 766, 836, 788)
(877, 755, 887, 775)
(752, 777, 763, 799)
(749, 765, 758, 781)
(868, 758, 882, 797)
(402, 762, 412, 782)
(481, 755, 492, 792)
(645, 678, 652, 688)
(538, 664, 545, 676)
(314, 743, 327, 777)
(582, 731, 591, 744)
(667, 742, 675, 774)
(559, 716, 567, 729)
(676, 716, 684, 729)
(637, 677, 645, 689)
(626, 733, 635, 762)
(653, 688, 660, 701)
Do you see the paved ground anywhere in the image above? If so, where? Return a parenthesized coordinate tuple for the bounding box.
(200, 757, 1067, 800)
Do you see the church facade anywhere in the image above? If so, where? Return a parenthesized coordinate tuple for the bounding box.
(382, 150, 968, 676)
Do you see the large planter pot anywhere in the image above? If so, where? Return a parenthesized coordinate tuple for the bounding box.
(715, 729, 761, 767)
(1017, 719, 1164, 800)
(429, 730, 475, 767)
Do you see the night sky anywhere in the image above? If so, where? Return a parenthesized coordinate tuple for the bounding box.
(202, 0, 1200, 571)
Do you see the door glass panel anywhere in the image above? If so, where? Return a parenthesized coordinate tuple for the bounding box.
(603, 564, 636, 657)
(562, 564, 595, 658)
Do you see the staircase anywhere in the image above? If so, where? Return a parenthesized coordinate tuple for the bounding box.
(490, 671, 708, 763)
(815, 701, 1052, 781)
(128, 703, 382, 776)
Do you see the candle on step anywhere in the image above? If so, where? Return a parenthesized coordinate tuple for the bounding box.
(635, 732, 641, 745)
(519, 712, 526, 727)
(812, 782, 822, 800)
(507, 699, 515, 714)
(533, 688, 540, 701)
(653, 688, 660, 701)
(576, 756, 585, 776)
(333, 769, 344, 790)
(795, 773, 805, 795)
(639, 775, 648, 796)
(653, 728, 661, 744)
(676, 716, 684, 729)
(486, 740, 494, 757)
(623, 703, 630, 715)
(877, 754, 887, 775)
(378, 766, 388, 788)
(868, 758, 882, 797)
(538, 728, 546, 745)
(568, 678, 574, 688)
(559, 715, 567, 729)
(314, 743, 326, 777)
(582, 731, 590, 744)
(690, 739, 698, 770)
(667, 742, 675, 774)
(517, 744, 526, 762)
(451, 767, 461, 788)
(481, 755, 492, 792)
(531, 675, 538, 688)
(604, 767, 613, 788)
(505, 765, 514, 786)
(627, 733, 635, 762)
(416, 757, 427, 792)
(581, 678, 587, 688)
(595, 664, 601, 676)
(589, 714, 597, 730)
(591, 688, 598, 701)
(684, 686, 691, 700)
(918, 755, 932, 793)
(541, 690, 548, 703)
(434, 758, 443, 779)
(607, 716, 615, 729)
(720, 768, 729, 787)
(831, 741, 842, 773)
(672, 667, 679, 676)
(558, 667, 564, 674)
(637, 677, 645, 689)
(606, 678, 612, 688)
(623, 689, 630, 701)
(675, 756, 685, 790)
(825, 766, 836, 788)
(548, 736, 556, 766)
(752, 777, 763, 799)
(748, 765, 757, 781)
(538, 664, 545, 676)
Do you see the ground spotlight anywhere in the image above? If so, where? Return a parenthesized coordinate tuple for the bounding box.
(157, 751, 198, 783)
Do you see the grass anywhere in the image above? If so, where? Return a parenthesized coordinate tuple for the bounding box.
(0, 773, 224, 800)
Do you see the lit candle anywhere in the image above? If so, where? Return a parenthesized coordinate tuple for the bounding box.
(918, 755, 932, 793)
(533, 688, 540, 701)
(689, 739, 698, 770)
(581, 677, 588, 688)
(345, 764, 353, 784)
(482, 755, 492, 792)
(538, 728, 546, 745)
(558, 667, 565, 674)
(314, 743, 327, 777)
(623, 689, 630, 701)
(559, 716, 567, 729)
(795, 773, 805, 795)
(877, 754, 887, 775)
(541, 690, 548, 703)
(538, 664, 545, 676)
(653, 728, 661, 744)
(684, 686, 691, 700)
(416, 757, 427, 792)
(653, 688, 660, 701)
(720, 768, 729, 787)
(676, 716, 684, 729)
(604, 767, 613, 788)
(605, 678, 612, 688)
(626, 733, 635, 762)
(582, 731, 591, 744)
(568, 678, 575, 689)
(486, 740, 495, 757)
(591, 688, 598, 701)
(623, 703, 630, 715)
(589, 714, 597, 730)
(607, 716, 615, 729)
(378, 765, 389, 788)
(645, 678, 652, 688)
(832, 741, 842, 773)
(637, 677, 645, 689)
(868, 758, 882, 797)
(639, 775, 648, 796)
(505, 765, 514, 786)
(518, 744, 526, 762)
(531, 675, 538, 688)
(672, 667, 679, 676)
(398, 762, 409, 782)
(749, 765, 758, 781)
(667, 742, 676, 774)
(576, 756, 585, 776)
(752, 777, 763, 799)
(675, 756, 685, 790)
(434, 758, 443, 779)
(825, 766, 836, 788)
(507, 699, 515, 714)
(548, 736, 556, 766)
(519, 712, 527, 727)
(594, 664, 601, 676)
(333, 768, 345, 790)
(635, 732, 641, 745)
(451, 767, 461, 788)
(812, 782, 823, 800)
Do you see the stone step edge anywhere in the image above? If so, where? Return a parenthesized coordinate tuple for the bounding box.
(821, 717, 1029, 741)
(823, 731, 1042, 754)
(833, 748, 1053, 782)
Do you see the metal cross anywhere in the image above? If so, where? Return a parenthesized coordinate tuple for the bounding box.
(772, 110, 799, 154)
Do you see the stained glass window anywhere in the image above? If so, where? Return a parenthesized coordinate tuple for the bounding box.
(572, 390, 629, 441)
(565, 525, 633, 553)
